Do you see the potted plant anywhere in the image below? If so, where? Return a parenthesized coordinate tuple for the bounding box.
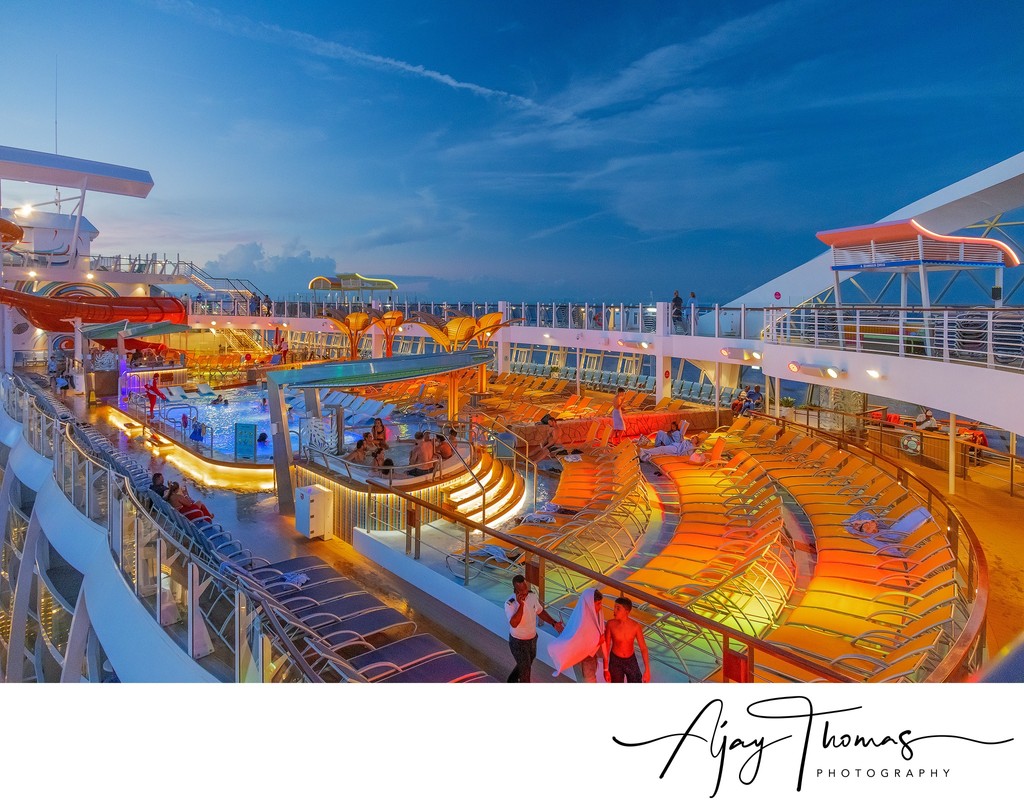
(779, 396, 796, 419)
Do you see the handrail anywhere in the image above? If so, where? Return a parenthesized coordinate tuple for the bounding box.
(364, 481, 847, 682)
(751, 412, 989, 682)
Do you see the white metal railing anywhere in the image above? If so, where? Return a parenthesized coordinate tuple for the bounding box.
(763, 305, 1024, 372)
(0, 373, 363, 683)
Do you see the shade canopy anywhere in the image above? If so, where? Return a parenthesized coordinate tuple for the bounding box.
(269, 348, 492, 389)
(817, 218, 1020, 270)
(0, 145, 153, 197)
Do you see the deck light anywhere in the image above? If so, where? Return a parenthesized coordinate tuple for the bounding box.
(543, 333, 551, 339)
(866, 369, 885, 380)
(617, 339, 650, 350)
(86, 272, 94, 280)
(28, 270, 36, 278)
(789, 361, 845, 379)
(210, 321, 216, 326)
(721, 347, 758, 362)
(16, 205, 32, 217)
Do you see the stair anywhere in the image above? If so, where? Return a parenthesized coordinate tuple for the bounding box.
(446, 455, 526, 526)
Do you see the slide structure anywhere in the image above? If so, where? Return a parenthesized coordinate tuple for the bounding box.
(0, 217, 24, 247)
(0, 288, 187, 332)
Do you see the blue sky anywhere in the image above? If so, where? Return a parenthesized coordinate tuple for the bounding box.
(4, 1, 1024, 301)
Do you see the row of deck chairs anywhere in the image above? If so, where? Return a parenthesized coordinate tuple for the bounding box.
(709, 417, 957, 682)
(229, 556, 495, 682)
(288, 390, 396, 426)
(616, 444, 794, 680)
(671, 379, 740, 408)
(504, 362, 659, 395)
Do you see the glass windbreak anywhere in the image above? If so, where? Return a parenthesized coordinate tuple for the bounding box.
(38, 581, 73, 662)
(158, 535, 189, 653)
(135, 518, 160, 621)
(192, 562, 238, 682)
(120, 497, 138, 586)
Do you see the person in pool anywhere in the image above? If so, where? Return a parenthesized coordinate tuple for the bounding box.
(371, 417, 388, 449)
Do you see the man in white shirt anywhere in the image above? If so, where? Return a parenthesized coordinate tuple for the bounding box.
(505, 574, 563, 682)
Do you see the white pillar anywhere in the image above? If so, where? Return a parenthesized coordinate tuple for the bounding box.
(948, 412, 957, 496)
(655, 351, 670, 403)
(496, 301, 511, 374)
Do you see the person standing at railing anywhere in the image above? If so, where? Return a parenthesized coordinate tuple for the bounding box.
(686, 291, 698, 332)
(670, 290, 683, 334)
(506, 574, 563, 683)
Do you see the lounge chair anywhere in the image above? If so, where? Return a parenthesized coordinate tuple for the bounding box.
(196, 383, 216, 397)
(373, 652, 489, 683)
(347, 634, 456, 681)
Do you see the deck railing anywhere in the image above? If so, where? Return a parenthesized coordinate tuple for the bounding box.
(764, 305, 1024, 373)
(0, 372, 361, 683)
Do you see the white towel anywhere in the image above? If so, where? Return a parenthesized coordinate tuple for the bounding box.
(548, 587, 604, 676)
(281, 572, 309, 586)
(523, 512, 556, 524)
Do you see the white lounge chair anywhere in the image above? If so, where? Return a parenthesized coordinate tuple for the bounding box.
(196, 383, 216, 397)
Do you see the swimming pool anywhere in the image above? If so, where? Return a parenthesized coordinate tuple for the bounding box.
(158, 387, 299, 460)
(155, 388, 451, 462)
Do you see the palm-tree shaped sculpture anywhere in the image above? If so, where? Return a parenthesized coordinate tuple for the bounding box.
(406, 309, 518, 418)
(366, 308, 405, 358)
(330, 311, 375, 361)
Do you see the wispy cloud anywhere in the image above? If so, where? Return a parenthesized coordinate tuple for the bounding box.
(527, 212, 605, 240)
(147, 0, 536, 109)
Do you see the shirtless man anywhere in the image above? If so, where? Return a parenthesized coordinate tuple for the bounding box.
(603, 596, 651, 683)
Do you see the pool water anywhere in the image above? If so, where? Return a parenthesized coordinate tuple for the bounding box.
(160, 387, 299, 459)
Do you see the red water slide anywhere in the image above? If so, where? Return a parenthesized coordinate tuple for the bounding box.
(0, 288, 187, 332)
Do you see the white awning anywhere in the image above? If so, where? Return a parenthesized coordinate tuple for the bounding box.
(0, 145, 153, 198)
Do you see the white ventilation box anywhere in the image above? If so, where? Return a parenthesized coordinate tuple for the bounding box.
(295, 484, 334, 540)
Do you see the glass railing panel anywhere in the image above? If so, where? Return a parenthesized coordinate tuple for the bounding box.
(135, 518, 160, 620)
(193, 562, 238, 680)
(89, 465, 109, 525)
(120, 498, 138, 587)
(8, 506, 28, 555)
(158, 535, 189, 652)
(38, 580, 73, 661)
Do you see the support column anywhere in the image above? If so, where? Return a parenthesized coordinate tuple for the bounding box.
(304, 388, 322, 418)
(496, 301, 511, 375)
(267, 375, 295, 514)
(948, 412, 957, 496)
(447, 370, 460, 422)
(655, 351, 671, 403)
(2, 305, 12, 373)
(371, 330, 385, 359)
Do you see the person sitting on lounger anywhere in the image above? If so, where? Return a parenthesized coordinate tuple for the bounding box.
(529, 417, 562, 463)
(167, 481, 213, 521)
(916, 410, 939, 431)
(740, 385, 763, 414)
(653, 421, 684, 446)
(639, 436, 695, 462)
